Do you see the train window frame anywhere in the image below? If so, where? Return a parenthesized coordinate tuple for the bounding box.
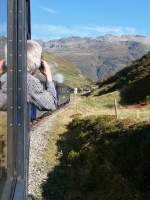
(0, 0, 30, 199)
(0, 0, 8, 196)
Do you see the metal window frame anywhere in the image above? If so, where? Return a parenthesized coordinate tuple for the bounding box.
(1, 0, 29, 199)
(26, 0, 31, 40)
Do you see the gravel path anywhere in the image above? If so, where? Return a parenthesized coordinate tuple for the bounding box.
(28, 106, 69, 198)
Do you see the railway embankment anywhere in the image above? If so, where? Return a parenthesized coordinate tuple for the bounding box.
(42, 114, 150, 200)
(28, 104, 70, 198)
(29, 92, 150, 199)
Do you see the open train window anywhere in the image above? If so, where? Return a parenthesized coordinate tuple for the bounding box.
(0, 0, 29, 199)
(0, 0, 7, 195)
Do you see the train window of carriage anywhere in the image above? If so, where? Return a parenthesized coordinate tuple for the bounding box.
(0, 0, 7, 195)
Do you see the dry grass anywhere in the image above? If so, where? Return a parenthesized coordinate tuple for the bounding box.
(45, 92, 150, 173)
(0, 112, 7, 135)
(40, 91, 150, 199)
(73, 92, 150, 122)
(44, 102, 78, 169)
(43, 51, 89, 88)
(0, 112, 7, 168)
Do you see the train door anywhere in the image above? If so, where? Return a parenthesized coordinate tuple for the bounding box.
(0, 0, 29, 199)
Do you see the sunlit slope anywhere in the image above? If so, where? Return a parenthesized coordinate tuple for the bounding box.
(97, 52, 150, 104)
(43, 105, 150, 200)
(0, 112, 7, 169)
(43, 51, 89, 88)
(43, 35, 150, 80)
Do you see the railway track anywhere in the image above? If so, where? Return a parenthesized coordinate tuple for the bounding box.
(31, 102, 71, 128)
(0, 102, 71, 200)
(1, 0, 72, 199)
(28, 102, 71, 199)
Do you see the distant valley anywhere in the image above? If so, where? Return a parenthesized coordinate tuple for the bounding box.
(1, 35, 150, 82)
(41, 34, 150, 80)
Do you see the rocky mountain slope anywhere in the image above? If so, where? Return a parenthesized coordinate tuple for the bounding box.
(43, 51, 89, 87)
(0, 36, 6, 59)
(42, 35, 150, 80)
(97, 51, 150, 104)
(0, 37, 88, 87)
(1, 35, 150, 83)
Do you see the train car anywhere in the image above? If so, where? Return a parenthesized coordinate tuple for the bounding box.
(30, 81, 71, 120)
(56, 82, 71, 107)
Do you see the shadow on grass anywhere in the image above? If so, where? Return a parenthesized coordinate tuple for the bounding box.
(42, 115, 150, 200)
(119, 76, 150, 105)
(96, 75, 150, 106)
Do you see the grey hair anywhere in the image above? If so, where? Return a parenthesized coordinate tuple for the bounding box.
(4, 44, 7, 65)
(5, 40, 42, 73)
(27, 40, 42, 73)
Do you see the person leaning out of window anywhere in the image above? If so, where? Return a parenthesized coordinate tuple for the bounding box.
(0, 40, 57, 111)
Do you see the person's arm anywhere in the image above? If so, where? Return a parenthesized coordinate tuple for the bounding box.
(0, 91, 7, 110)
(40, 60, 57, 104)
(0, 60, 7, 110)
(27, 74, 57, 111)
(41, 60, 52, 82)
(34, 68, 57, 101)
(0, 76, 7, 110)
(46, 81, 57, 105)
(0, 59, 5, 75)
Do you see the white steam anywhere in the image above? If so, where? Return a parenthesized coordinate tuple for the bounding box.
(53, 73, 64, 83)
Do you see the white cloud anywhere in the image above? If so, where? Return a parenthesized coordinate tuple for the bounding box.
(81, 26, 137, 35)
(32, 24, 138, 40)
(40, 6, 57, 14)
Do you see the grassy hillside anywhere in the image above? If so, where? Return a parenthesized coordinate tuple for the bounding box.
(43, 51, 89, 88)
(0, 113, 7, 133)
(38, 91, 150, 199)
(43, 35, 150, 80)
(42, 114, 150, 200)
(0, 112, 7, 170)
(97, 52, 150, 104)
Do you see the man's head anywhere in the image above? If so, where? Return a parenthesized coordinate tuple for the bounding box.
(27, 40, 42, 73)
(4, 40, 42, 74)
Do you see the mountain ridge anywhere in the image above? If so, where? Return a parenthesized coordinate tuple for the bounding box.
(1, 34, 150, 83)
(97, 51, 150, 104)
(40, 34, 150, 80)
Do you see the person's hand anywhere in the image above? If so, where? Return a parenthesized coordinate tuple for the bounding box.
(41, 60, 52, 82)
(0, 59, 5, 75)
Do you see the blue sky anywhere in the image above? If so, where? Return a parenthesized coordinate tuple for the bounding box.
(0, 0, 150, 40)
(30, 0, 150, 40)
(0, 0, 7, 36)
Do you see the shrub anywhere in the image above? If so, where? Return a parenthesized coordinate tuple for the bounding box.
(42, 115, 150, 200)
(120, 75, 150, 104)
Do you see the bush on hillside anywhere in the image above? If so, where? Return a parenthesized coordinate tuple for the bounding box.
(42, 115, 150, 200)
(97, 52, 150, 105)
(120, 75, 150, 104)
